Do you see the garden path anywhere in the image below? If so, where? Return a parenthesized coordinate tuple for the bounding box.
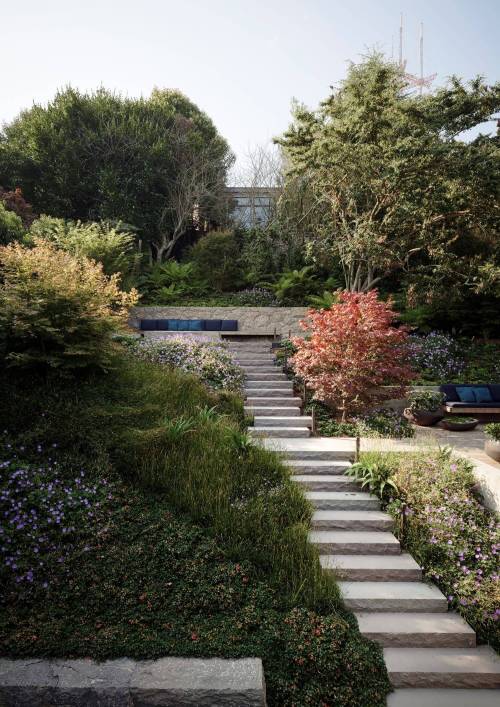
(235, 340, 500, 706)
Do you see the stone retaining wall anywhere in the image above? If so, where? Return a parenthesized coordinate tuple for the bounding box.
(0, 657, 266, 706)
(130, 306, 309, 337)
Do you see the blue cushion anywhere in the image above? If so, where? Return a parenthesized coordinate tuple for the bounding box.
(489, 385, 500, 402)
(204, 320, 222, 331)
(188, 320, 204, 331)
(456, 386, 476, 403)
(471, 386, 492, 403)
(167, 319, 179, 331)
(140, 319, 157, 331)
(157, 319, 170, 331)
(177, 320, 191, 331)
(221, 320, 238, 331)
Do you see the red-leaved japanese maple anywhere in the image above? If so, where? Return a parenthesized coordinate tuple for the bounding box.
(291, 290, 414, 420)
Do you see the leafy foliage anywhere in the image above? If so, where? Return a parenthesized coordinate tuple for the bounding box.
(361, 450, 500, 650)
(274, 266, 318, 305)
(291, 291, 414, 419)
(485, 424, 500, 442)
(29, 216, 140, 286)
(0, 202, 24, 245)
(408, 332, 465, 381)
(346, 461, 398, 500)
(0, 186, 36, 228)
(0, 239, 137, 371)
(406, 390, 446, 413)
(186, 231, 244, 292)
(139, 260, 207, 303)
(0, 87, 232, 261)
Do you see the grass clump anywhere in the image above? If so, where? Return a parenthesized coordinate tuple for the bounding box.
(0, 354, 392, 705)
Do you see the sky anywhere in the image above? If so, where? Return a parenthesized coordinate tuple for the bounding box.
(2, 0, 499, 173)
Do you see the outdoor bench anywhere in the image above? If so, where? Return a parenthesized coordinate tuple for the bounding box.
(139, 318, 238, 332)
(439, 384, 500, 418)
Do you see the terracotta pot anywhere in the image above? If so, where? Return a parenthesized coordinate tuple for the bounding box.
(439, 419, 478, 432)
(404, 408, 444, 427)
(485, 439, 500, 462)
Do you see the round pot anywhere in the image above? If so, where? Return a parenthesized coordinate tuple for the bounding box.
(404, 408, 444, 427)
(439, 419, 478, 432)
(485, 438, 500, 462)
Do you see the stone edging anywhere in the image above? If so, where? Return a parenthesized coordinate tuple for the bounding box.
(0, 657, 266, 706)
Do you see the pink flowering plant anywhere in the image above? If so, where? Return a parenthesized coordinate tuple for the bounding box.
(363, 449, 500, 649)
(132, 336, 244, 392)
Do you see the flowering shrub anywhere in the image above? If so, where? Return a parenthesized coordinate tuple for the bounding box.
(408, 332, 465, 382)
(0, 239, 138, 371)
(485, 423, 500, 442)
(132, 336, 244, 392)
(406, 390, 445, 413)
(0, 438, 114, 590)
(291, 291, 414, 419)
(362, 449, 500, 649)
(355, 409, 414, 438)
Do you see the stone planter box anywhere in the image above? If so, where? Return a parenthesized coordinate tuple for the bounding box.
(485, 438, 500, 462)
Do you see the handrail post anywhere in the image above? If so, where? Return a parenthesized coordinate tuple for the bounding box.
(355, 435, 360, 463)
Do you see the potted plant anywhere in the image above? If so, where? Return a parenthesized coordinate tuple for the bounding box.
(404, 390, 445, 426)
(484, 423, 500, 462)
(440, 416, 479, 432)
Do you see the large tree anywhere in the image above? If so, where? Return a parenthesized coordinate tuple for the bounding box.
(276, 55, 500, 303)
(0, 88, 232, 262)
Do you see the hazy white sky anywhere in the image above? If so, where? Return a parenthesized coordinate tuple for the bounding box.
(2, 0, 499, 167)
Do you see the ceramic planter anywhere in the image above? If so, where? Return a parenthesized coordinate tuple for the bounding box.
(440, 419, 478, 432)
(404, 408, 444, 427)
(485, 438, 500, 462)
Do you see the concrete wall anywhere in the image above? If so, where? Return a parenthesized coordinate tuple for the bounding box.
(131, 306, 309, 337)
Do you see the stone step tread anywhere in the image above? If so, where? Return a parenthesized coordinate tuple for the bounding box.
(388, 689, 500, 707)
(246, 397, 303, 406)
(249, 427, 311, 438)
(244, 389, 296, 397)
(312, 510, 393, 529)
(321, 553, 421, 582)
(241, 367, 281, 372)
(292, 474, 358, 483)
(306, 491, 380, 510)
(255, 416, 313, 426)
(245, 374, 287, 379)
(384, 646, 500, 688)
(287, 460, 350, 469)
(245, 407, 301, 416)
(310, 530, 400, 554)
(259, 438, 355, 456)
(357, 612, 476, 646)
(339, 582, 447, 611)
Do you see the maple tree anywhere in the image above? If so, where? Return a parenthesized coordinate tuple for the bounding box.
(291, 290, 414, 420)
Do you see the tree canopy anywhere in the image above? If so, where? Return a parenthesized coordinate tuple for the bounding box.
(0, 87, 233, 261)
(277, 54, 500, 306)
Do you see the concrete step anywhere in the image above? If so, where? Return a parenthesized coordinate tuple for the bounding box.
(240, 366, 285, 376)
(236, 357, 276, 364)
(356, 612, 476, 648)
(310, 530, 400, 555)
(384, 646, 500, 688)
(388, 689, 500, 707)
(249, 427, 311, 438)
(245, 380, 293, 389)
(286, 460, 350, 475)
(245, 373, 287, 380)
(291, 474, 359, 491)
(246, 396, 302, 407)
(306, 491, 380, 510)
(255, 416, 313, 428)
(259, 438, 354, 459)
(311, 510, 393, 531)
(339, 581, 447, 613)
(244, 388, 296, 398)
(244, 406, 300, 417)
(321, 553, 421, 581)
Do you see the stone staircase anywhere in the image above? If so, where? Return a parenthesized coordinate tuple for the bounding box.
(237, 341, 500, 706)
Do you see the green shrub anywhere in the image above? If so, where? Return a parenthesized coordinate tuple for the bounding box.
(29, 216, 140, 287)
(406, 390, 445, 413)
(138, 259, 207, 303)
(0, 239, 138, 371)
(0, 201, 24, 245)
(485, 423, 500, 442)
(274, 266, 319, 305)
(359, 449, 500, 650)
(186, 231, 244, 292)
